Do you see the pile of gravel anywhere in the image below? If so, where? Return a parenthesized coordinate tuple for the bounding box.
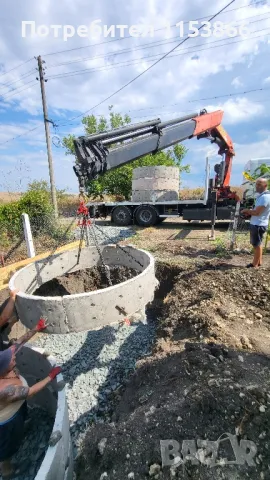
(34, 317, 156, 457)
(73, 224, 135, 245)
(12, 406, 54, 480)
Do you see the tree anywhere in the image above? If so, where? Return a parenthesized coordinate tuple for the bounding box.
(63, 107, 189, 200)
(243, 163, 270, 200)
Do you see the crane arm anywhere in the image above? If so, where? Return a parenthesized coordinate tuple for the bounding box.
(73, 109, 234, 192)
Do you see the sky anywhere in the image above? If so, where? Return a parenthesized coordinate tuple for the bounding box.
(0, 0, 270, 193)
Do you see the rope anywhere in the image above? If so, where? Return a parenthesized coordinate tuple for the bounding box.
(88, 222, 113, 286)
(76, 201, 112, 286)
(93, 223, 144, 269)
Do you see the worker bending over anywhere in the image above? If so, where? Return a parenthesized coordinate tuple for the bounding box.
(0, 319, 61, 479)
(242, 178, 270, 268)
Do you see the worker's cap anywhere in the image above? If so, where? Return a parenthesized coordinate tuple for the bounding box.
(0, 348, 12, 376)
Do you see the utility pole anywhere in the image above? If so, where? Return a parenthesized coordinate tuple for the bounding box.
(37, 55, 58, 218)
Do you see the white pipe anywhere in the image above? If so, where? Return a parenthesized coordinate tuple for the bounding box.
(22, 213, 35, 258)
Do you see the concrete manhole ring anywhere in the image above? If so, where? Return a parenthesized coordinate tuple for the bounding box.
(9, 245, 158, 334)
(15, 344, 73, 480)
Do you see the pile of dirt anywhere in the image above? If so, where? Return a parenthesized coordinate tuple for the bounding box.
(76, 261, 270, 479)
(33, 265, 139, 296)
(155, 261, 270, 355)
(77, 344, 270, 480)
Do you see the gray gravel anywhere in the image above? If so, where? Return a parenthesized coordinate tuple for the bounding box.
(10, 406, 54, 480)
(34, 317, 156, 457)
(73, 224, 135, 245)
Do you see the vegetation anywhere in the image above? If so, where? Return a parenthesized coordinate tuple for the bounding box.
(0, 181, 72, 245)
(243, 163, 270, 197)
(62, 106, 189, 200)
(214, 236, 229, 257)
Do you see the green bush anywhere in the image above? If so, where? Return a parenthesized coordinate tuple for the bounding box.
(0, 188, 54, 239)
(19, 190, 54, 234)
(0, 201, 24, 237)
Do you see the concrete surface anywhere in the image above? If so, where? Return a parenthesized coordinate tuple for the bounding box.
(131, 166, 180, 202)
(9, 246, 158, 334)
(132, 166, 180, 180)
(131, 190, 179, 202)
(16, 345, 73, 480)
(132, 178, 180, 191)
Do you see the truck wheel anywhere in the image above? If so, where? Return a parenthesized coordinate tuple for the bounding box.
(135, 205, 158, 227)
(112, 206, 132, 226)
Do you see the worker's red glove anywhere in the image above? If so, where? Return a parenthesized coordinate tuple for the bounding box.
(36, 318, 48, 331)
(49, 366, 62, 380)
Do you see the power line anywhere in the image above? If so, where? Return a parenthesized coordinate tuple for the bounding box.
(123, 101, 270, 120)
(0, 69, 36, 92)
(0, 58, 34, 78)
(189, 86, 270, 103)
(47, 27, 270, 81)
(51, 95, 270, 135)
(113, 89, 270, 114)
(59, 0, 237, 124)
(0, 125, 41, 146)
(119, 96, 270, 119)
(42, 1, 263, 58)
(2, 88, 269, 147)
(58, 86, 270, 128)
(0, 81, 37, 101)
(46, 10, 270, 70)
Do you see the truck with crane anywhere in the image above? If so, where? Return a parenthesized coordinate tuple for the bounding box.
(72, 108, 242, 227)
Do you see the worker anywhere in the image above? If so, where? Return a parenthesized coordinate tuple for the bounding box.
(0, 318, 62, 479)
(242, 178, 270, 268)
(0, 289, 19, 351)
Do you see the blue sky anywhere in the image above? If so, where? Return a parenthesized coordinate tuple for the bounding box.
(0, 0, 270, 193)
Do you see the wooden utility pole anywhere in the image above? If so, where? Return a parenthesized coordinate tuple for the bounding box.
(37, 55, 58, 218)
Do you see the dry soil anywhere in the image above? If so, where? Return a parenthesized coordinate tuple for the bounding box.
(33, 265, 139, 296)
(76, 259, 270, 480)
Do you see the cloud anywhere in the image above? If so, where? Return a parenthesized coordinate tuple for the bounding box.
(182, 130, 270, 188)
(205, 97, 265, 124)
(263, 76, 270, 84)
(0, 0, 270, 192)
(0, 0, 269, 117)
(233, 134, 270, 166)
(231, 76, 243, 88)
(0, 121, 45, 149)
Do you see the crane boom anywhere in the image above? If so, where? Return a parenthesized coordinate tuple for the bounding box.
(73, 109, 235, 198)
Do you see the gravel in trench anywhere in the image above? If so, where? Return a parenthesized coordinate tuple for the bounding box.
(34, 317, 156, 457)
(4, 407, 54, 480)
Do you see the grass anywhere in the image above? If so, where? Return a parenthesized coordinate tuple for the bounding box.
(214, 236, 229, 257)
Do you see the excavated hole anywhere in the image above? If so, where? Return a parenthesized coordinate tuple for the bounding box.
(33, 265, 139, 296)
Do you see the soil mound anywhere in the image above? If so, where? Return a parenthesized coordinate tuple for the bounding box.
(156, 262, 270, 355)
(76, 261, 270, 480)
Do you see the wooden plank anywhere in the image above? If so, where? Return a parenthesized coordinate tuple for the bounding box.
(0, 241, 83, 290)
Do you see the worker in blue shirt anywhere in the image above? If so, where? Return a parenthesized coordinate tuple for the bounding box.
(242, 178, 270, 268)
